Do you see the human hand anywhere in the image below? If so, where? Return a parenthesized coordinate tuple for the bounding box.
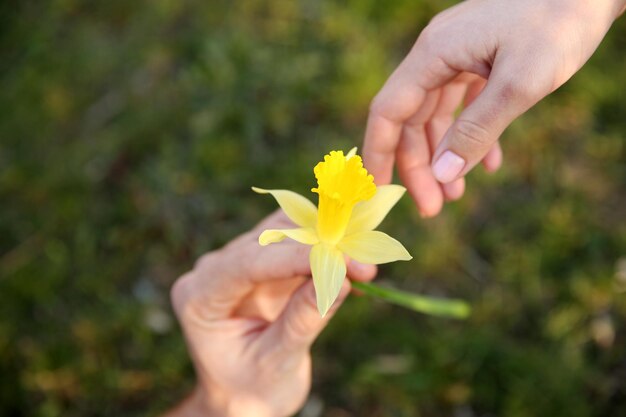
(363, 0, 626, 217)
(164, 211, 376, 417)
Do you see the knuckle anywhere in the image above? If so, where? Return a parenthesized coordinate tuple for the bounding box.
(284, 315, 310, 345)
(368, 93, 388, 118)
(170, 272, 195, 317)
(428, 8, 452, 26)
(499, 78, 527, 101)
(234, 240, 260, 278)
(284, 314, 315, 347)
(173, 250, 225, 321)
(453, 119, 491, 148)
(417, 12, 451, 55)
(171, 270, 222, 325)
(193, 251, 218, 272)
(498, 76, 540, 105)
(283, 287, 319, 345)
(418, 22, 438, 43)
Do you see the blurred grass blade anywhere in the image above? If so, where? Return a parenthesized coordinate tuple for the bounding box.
(351, 281, 470, 319)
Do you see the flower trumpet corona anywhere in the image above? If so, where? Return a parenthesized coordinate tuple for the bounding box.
(253, 148, 411, 316)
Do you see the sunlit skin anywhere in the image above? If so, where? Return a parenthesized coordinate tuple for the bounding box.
(164, 212, 378, 417)
(255, 149, 411, 316)
(163, 148, 410, 416)
(363, 0, 626, 218)
(163, 2, 626, 415)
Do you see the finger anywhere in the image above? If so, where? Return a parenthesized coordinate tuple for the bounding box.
(431, 58, 548, 183)
(425, 79, 469, 204)
(255, 212, 377, 284)
(464, 78, 504, 174)
(363, 46, 459, 184)
(482, 142, 503, 173)
(442, 178, 466, 201)
(464, 76, 487, 107)
(173, 216, 314, 320)
(347, 259, 377, 282)
(233, 276, 306, 321)
(254, 209, 298, 231)
(397, 129, 444, 217)
(173, 209, 378, 321)
(396, 90, 445, 217)
(262, 279, 351, 352)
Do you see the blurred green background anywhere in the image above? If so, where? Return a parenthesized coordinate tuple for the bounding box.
(1, 0, 626, 416)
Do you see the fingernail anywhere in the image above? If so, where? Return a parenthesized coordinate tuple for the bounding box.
(433, 151, 465, 183)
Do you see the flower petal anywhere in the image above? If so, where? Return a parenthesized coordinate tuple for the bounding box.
(259, 228, 319, 246)
(345, 184, 406, 234)
(345, 147, 357, 160)
(338, 230, 412, 264)
(310, 243, 347, 317)
(252, 187, 317, 228)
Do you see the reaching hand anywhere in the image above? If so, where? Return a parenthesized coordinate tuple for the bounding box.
(363, 0, 626, 217)
(164, 211, 376, 417)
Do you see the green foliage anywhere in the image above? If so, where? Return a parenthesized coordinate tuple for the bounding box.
(1, 1, 625, 416)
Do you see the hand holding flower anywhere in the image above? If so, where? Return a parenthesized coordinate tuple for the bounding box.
(164, 211, 377, 417)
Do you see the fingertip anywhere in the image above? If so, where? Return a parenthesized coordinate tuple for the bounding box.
(418, 204, 442, 218)
(347, 260, 377, 282)
(442, 177, 465, 201)
(413, 188, 443, 218)
(399, 168, 444, 218)
(482, 144, 503, 173)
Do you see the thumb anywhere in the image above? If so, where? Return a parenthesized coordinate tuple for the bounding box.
(431, 64, 548, 183)
(261, 279, 351, 352)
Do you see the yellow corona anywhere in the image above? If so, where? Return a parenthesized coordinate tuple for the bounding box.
(253, 148, 411, 316)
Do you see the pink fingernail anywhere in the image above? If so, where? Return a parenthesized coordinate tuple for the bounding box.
(433, 151, 465, 183)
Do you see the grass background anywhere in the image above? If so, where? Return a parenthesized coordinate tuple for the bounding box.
(1, 0, 625, 416)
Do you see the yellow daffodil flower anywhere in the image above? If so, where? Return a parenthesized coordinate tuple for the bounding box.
(253, 148, 411, 317)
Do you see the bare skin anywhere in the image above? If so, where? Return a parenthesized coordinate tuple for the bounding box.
(163, 212, 376, 417)
(363, 0, 626, 217)
(165, 1, 626, 415)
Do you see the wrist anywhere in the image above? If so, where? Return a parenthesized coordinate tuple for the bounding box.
(181, 385, 277, 417)
(186, 387, 219, 417)
(163, 386, 226, 417)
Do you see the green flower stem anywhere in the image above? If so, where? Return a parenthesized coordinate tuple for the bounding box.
(351, 281, 471, 319)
